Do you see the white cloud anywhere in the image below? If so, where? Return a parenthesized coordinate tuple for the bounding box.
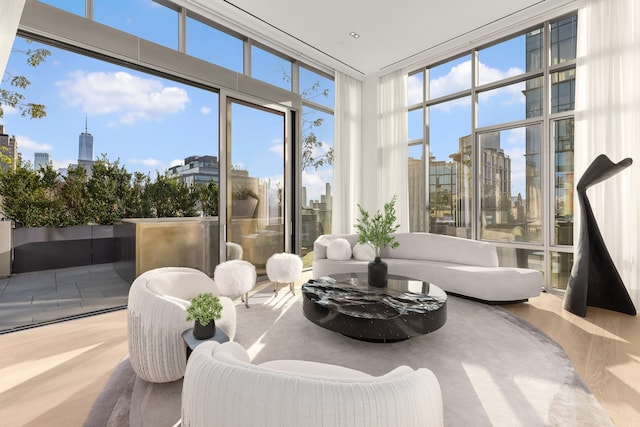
(407, 74, 423, 105)
(505, 127, 526, 145)
(56, 71, 190, 126)
(15, 135, 53, 152)
(430, 60, 526, 112)
(200, 106, 211, 115)
(0, 105, 18, 116)
(52, 159, 76, 171)
(430, 61, 472, 99)
(478, 63, 523, 85)
(302, 168, 333, 202)
(303, 139, 332, 167)
(269, 138, 284, 158)
(129, 157, 163, 167)
(169, 158, 184, 167)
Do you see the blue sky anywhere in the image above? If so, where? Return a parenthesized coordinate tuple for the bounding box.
(2, 0, 530, 200)
(407, 33, 534, 197)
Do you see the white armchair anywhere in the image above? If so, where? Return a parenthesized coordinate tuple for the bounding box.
(182, 341, 443, 427)
(127, 267, 236, 383)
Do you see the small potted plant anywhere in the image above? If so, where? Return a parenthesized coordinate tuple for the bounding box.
(186, 292, 224, 339)
(355, 195, 400, 287)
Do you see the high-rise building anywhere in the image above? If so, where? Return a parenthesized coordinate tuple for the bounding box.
(167, 155, 220, 187)
(78, 118, 95, 175)
(0, 124, 19, 173)
(34, 152, 51, 170)
(78, 119, 93, 162)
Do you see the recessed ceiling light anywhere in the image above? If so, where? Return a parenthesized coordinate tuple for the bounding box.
(349, 31, 360, 39)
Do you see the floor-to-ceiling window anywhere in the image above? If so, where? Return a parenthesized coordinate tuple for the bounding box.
(407, 14, 577, 291)
(299, 66, 335, 268)
(0, 0, 334, 331)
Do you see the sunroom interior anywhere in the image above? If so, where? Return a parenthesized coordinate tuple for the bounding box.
(0, 0, 639, 425)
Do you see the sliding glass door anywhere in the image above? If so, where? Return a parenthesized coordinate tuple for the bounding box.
(225, 98, 289, 274)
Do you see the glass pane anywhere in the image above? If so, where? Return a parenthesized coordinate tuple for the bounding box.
(408, 71, 424, 105)
(300, 67, 334, 109)
(554, 118, 574, 246)
(2, 36, 219, 331)
(551, 69, 576, 113)
(550, 251, 573, 290)
(301, 107, 334, 268)
(251, 45, 292, 91)
(408, 108, 423, 141)
(38, 0, 84, 16)
(94, 0, 178, 50)
(228, 101, 285, 274)
(429, 96, 471, 238)
(478, 29, 542, 85)
(480, 125, 542, 243)
(550, 15, 578, 65)
(186, 16, 243, 73)
(478, 77, 543, 127)
(408, 144, 425, 232)
(497, 247, 545, 272)
(429, 55, 471, 100)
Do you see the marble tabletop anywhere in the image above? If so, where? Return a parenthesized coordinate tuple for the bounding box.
(301, 273, 447, 342)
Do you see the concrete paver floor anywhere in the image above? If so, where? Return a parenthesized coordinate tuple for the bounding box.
(0, 263, 129, 333)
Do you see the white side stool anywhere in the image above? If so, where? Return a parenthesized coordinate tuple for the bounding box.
(266, 253, 303, 296)
(214, 260, 257, 308)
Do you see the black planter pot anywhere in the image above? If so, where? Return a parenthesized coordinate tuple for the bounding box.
(192, 319, 216, 340)
(368, 256, 388, 287)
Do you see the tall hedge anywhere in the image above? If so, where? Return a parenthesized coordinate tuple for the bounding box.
(0, 158, 218, 227)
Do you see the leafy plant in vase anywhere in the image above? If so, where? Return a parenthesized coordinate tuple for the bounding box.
(355, 195, 400, 287)
(186, 292, 224, 339)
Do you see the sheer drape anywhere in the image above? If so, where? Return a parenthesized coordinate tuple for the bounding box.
(332, 71, 362, 234)
(575, 0, 640, 299)
(0, 0, 25, 79)
(377, 69, 409, 232)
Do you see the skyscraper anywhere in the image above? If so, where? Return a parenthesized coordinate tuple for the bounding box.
(34, 152, 51, 170)
(78, 117, 93, 162)
(78, 117, 95, 176)
(0, 124, 19, 173)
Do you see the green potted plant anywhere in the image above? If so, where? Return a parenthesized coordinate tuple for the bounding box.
(354, 195, 400, 287)
(186, 292, 224, 339)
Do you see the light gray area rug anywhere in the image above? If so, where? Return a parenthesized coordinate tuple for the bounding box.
(85, 291, 613, 426)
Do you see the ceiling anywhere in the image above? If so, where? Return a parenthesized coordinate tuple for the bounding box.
(186, 0, 576, 78)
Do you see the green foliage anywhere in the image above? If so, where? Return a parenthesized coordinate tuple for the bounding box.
(59, 164, 90, 225)
(0, 43, 51, 119)
(127, 172, 152, 218)
(186, 293, 223, 326)
(354, 195, 401, 257)
(0, 163, 64, 227)
(282, 72, 333, 171)
(0, 156, 214, 227)
(144, 173, 197, 218)
(194, 180, 219, 216)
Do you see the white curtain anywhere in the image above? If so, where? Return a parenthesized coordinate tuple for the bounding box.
(575, 0, 640, 300)
(0, 0, 26, 80)
(332, 71, 362, 234)
(377, 69, 409, 232)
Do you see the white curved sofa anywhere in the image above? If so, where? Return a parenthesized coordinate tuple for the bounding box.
(313, 233, 542, 303)
(127, 267, 236, 383)
(182, 341, 443, 427)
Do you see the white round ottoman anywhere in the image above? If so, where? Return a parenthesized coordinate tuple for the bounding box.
(266, 253, 303, 296)
(214, 260, 257, 308)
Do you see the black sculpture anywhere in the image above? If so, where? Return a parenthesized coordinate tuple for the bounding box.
(564, 154, 637, 317)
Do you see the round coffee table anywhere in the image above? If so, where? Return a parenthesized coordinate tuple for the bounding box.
(301, 273, 447, 343)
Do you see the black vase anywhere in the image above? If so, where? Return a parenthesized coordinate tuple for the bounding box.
(368, 256, 388, 287)
(192, 319, 216, 340)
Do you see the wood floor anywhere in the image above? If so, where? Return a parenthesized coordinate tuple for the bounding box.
(0, 289, 638, 426)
